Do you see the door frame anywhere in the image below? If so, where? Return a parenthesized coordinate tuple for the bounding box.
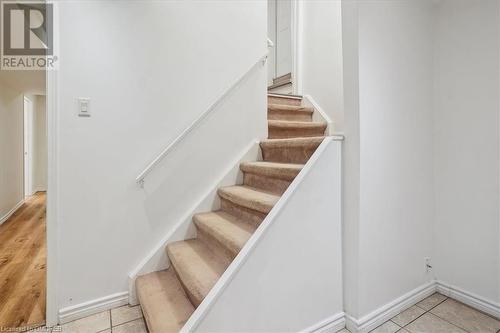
(46, 65, 59, 327)
(268, 0, 301, 95)
(45, 0, 60, 325)
(23, 96, 33, 198)
(291, 0, 301, 95)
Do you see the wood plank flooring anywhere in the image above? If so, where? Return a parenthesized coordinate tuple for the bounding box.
(0, 192, 46, 330)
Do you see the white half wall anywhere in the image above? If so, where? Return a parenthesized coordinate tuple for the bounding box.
(433, 0, 500, 305)
(187, 138, 343, 333)
(0, 82, 24, 223)
(342, 0, 435, 319)
(55, 0, 267, 315)
(299, 0, 344, 131)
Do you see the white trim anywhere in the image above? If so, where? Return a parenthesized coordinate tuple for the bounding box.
(181, 137, 342, 332)
(58, 292, 129, 324)
(291, 0, 302, 95)
(0, 200, 25, 226)
(302, 94, 334, 135)
(46, 55, 59, 327)
(136, 52, 269, 186)
(24, 96, 34, 198)
(267, 37, 274, 48)
(301, 313, 346, 333)
(34, 187, 47, 193)
(345, 282, 436, 333)
(345, 280, 500, 333)
(128, 140, 262, 305)
(436, 280, 500, 319)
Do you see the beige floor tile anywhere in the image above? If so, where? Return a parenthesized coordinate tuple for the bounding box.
(416, 293, 447, 311)
(396, 328, 411, 333)
(60, 311, 111, 333)
(97, 330, 111, 333)
(336, 329, 351, 333)
(430, 298, 500, 333)
(369, 321, 401, 333)
(111, 305, 143, 327)
(391, 305, 426, 326)
(406, 313, 467, 333)
(112, 319, 147, 333)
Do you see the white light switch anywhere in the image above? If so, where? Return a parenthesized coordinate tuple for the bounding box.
(78, 98, 91, 117)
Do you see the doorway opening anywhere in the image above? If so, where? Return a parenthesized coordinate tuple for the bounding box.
(0, 71, 48, 331)
(24, 96, 33, 198)
(267, 0, 296, 95)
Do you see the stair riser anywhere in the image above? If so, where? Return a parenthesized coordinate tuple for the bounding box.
(268, 96, 301, 106)
(243, 173, 292, 195)
(267, 110, 312, 122)
(260, 144, 320, 164)
(268, 126, 326, 139)
(195, 225, 236, 265)
(220, 198, 265, 228)
(136, 286, 155, 333)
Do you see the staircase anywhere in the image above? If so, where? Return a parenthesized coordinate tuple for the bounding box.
(135, 93, 327, 332)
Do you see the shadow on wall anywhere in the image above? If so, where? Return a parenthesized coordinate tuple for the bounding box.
(139, 64, 267, 270)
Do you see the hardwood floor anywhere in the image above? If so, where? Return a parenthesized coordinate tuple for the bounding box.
(0, 192, 46, 330)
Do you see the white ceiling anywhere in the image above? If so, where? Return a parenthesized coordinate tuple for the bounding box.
(0, 70, 46, 95)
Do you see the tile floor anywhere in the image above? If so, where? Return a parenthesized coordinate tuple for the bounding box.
(339, 293, 500, 333)
(28, 305, 146, 333)
(28, 293, 500, 333)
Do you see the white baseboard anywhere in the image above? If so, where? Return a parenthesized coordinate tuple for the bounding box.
(346, 281, 436, 333)
(436, 280, 500, 319)
(345, 280, 500, 333)
(58, 291, 129, 324)
(0, 200, 25, 226)
(301, 312, 346, 333)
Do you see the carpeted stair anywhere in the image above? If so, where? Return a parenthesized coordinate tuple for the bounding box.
(136, 93, 327, 332)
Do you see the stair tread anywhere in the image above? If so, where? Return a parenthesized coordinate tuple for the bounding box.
(167, 239, 228, 307)
(268, 120, 327, 128)
(268, 104, 313, 112)
(194, 211, 256, 257)
(218, 185, 280, 214)
(240, 161, 303, 180)
(136, 270, 195, 333)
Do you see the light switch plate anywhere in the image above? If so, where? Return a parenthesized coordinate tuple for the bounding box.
(78, 98, 91, 117)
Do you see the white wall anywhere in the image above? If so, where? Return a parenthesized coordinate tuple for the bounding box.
(343, 0, 435, 318)
(341, 0, 361, 318)
(33, 95, 47, 192)
(433, 0, 500, 304)
(357, 0, 435, 316)
(299, 0, 344, 131)
(0, 83, 24, 222)
(268, 0, 277, 85)
(343, 0, 500, 320)
(56, 0, 267, 313)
